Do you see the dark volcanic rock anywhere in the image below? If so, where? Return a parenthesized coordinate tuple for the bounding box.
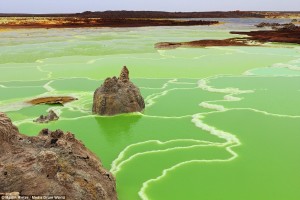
(156, 24, 300, 50)
(0, 112, 117, 200)
(255, 22, 281, 28)
(34, 110, 59, 123)
(255, 22, 298, 31)
(92, 66, 145, 116)
(276, 23, 298, 31)
(0, 18, 219, 29)
(231, 26, 300, 44)
(155, 38, 251, 49)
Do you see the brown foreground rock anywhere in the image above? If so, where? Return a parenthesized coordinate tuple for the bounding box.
(0, 112, 117, 200)
(92, 66, 145, 115)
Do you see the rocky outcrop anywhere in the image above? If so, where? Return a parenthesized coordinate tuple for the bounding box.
(255, 22, 298, 31)
(155, 38, 251, 49)
(34, 110, 59, 123)
(275, 23, 298, 31)
(231, 26, 300, 44)
(0, 112, 19, 143)
(156, 24, 300, 50)
(255, 22, 281, 28)
(92, 66, 145, 115)
(0, 17, 219, 29)
(0, 112, 117, 200)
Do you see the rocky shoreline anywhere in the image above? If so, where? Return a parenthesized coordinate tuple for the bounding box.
(0, 112, 117, 199)
(231, 27, 300, 44)
(155, 38, 252, 49)
(155, 24, 300, 49)
(1, 10, 299, 29)
(0, 18, 219, 29)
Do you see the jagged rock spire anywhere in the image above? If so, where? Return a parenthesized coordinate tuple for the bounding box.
(93, 66, 145, 115)
(119, 66, 129, 82)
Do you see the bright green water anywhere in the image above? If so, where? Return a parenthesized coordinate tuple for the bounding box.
(1, 20, 300, 200)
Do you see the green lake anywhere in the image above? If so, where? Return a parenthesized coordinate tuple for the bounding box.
(1, 18, 300, 199)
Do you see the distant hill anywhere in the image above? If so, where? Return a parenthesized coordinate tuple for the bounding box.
(1, 11, 300, 19)
(0, 10, 265, 18)
(73, 11, 265, 18)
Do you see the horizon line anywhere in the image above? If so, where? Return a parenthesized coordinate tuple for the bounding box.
(1, 10, 300, 15)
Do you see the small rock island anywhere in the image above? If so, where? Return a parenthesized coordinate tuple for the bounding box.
(92, 66, 145, 115)
(34, 110, 59, 123)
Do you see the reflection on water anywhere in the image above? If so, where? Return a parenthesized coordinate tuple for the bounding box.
(95, 114, 142, 143)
